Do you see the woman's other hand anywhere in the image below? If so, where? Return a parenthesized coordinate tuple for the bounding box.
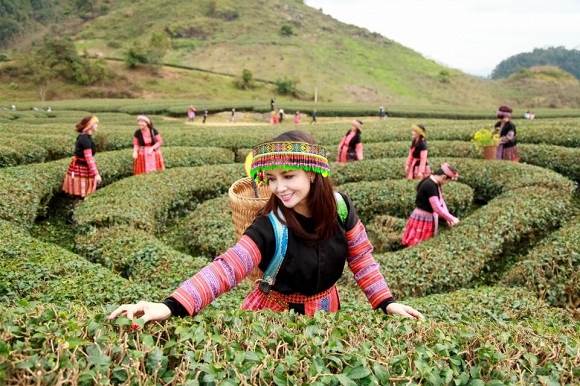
(108, 301, 172, 326)
(386, 303, 424, 319)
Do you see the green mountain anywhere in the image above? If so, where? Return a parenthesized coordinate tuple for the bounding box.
(1, 0, 579, 107)
(492, 47, 580, 80)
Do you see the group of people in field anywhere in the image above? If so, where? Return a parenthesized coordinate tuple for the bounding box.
(62, 115, 166, 198)
(61, 105, 518, 327)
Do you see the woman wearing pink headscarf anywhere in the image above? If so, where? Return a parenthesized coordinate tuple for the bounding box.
(337, 120, 364, 163)
(402, 163, 460, 247)
(133, 115, 165, 175)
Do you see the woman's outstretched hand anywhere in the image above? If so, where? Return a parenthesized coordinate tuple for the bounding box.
(386, 303, 424, 320)
(108, 301, 172, 326)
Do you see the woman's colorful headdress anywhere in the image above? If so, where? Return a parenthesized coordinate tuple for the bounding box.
(412, 124, 426, 138)
(250, 141, 330, 182)
(84, 116, 99, 131)
(496, 105, 512, 119)
(441, 162, 459, 180)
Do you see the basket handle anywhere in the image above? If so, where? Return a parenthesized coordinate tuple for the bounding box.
(245, 152, 260, 198)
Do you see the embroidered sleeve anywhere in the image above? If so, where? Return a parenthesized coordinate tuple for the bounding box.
(83, 148, 99, 176)
(152, 134, 163, 150)
(428, 196, 456, 222)
(405, 148, 413, 168)
(337, 137, 346, 161)
(355, 143, 363, 160)
(169, 235, 262, 316)
(345, 220, 394, 309)
(417, 150, 428, 174)
(133, 137, 140, 147)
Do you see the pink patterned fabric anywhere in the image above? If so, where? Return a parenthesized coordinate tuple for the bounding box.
(345, 220, 393, 308)
(170, 236, 262, 316)
(171, 221, 394, 316)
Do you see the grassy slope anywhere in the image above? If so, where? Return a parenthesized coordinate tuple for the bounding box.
(2, 0, 580, 107)
(70, 0, 504, 105)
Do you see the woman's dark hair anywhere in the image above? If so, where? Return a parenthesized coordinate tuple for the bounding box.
(75, 116, 94, 133)
(261, 130, 339, 240)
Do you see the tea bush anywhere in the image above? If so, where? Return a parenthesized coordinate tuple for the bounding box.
(0, 220, 153, 305)
(0, 289, 577, 385)
(502, 216, 579, 312)
(376, 187, 575, 298)
(1, 112, 578, 385)
(0, 147, 235, 227)
(74, 164, 243, 232)
(75, 225, 209, 293)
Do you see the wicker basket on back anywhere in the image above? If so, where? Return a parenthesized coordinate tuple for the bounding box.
(228, 177, 271, 238)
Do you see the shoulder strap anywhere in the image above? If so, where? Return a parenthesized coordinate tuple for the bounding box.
(258, 212, 288, 293)
(334, 191, 348, 224)
(258, 194, 348, 293)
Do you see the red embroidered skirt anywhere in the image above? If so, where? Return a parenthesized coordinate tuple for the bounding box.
(401, 208, 438, 247)
(133, 148, 165, 175)
(406, 159, 431, 179)
(241, 285, 340, 316)
(497, 145, 519, 162)
(62, 156, 97, 198)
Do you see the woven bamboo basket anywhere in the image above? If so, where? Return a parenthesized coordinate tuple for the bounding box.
(228, 177, 271, 238)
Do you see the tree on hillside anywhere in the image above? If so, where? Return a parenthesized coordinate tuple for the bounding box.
(14, 37, 107, 99)
(0, 16, 20, 46)
(492, 47, 580, 80)
(124, 32, 170, 69)
(24, 54, 52, 100)
(275, 77, 299, 97)
(234, 69, 255, 90)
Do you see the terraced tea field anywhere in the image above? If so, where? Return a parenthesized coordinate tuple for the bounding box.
(0, 110, 578, 385)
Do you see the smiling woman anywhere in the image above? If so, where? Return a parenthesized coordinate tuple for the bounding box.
(108, 130, 423, 325)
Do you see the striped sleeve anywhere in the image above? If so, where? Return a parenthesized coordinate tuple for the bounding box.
(169, 235, 262, 316)
(83, 148, 99, 176)
(345, 220, 394, 309)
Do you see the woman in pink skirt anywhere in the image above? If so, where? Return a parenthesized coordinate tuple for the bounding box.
(133, 115, 165, 175)
(402, 163, 460, 247)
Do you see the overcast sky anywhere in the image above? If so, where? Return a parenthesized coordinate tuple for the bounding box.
(305, 0, 580, 77)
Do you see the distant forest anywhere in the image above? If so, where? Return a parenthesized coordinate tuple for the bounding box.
(0, 0, 105, 47)
(492, 47, 580, 80)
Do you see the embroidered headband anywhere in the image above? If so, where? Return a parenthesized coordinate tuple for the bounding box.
(441, 163, 459, 180)
(84, 116, 99, 131)
(250, 141, 330, 182)
(496, 105, 512, 119)
(412, 124, 426, 138)
(137, 115, 152, 125)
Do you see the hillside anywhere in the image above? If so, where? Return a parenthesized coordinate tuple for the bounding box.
(492, 46, 580, 80)
(1, 0, 579, 107)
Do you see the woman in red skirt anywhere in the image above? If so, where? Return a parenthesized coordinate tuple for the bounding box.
(402, 163, 460, 247)
(132, 115, 165, 175)
(405, 124, 430, 179)
(62, 116, 101, 198)
(109, 130, 423, 325)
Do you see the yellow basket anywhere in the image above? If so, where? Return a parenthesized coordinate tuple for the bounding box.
(228, 177, 271, 238)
